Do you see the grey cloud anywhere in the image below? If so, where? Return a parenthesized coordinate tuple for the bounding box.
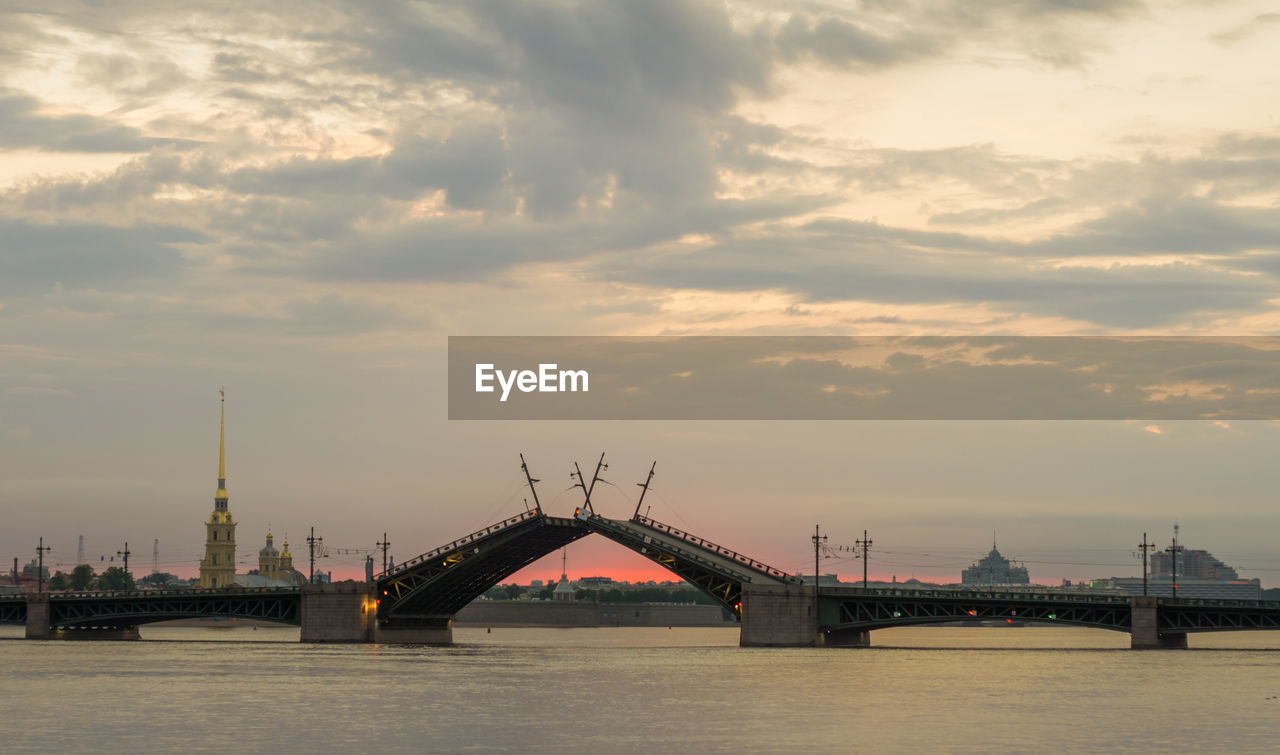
(1030, 196, 1280, 257)
(590, 219, 1274, 327)
(0, 218, 200, 295)
(75, 51, 188, 97)
(282, 293, 403, 336)
(0, 90, 199, 153)
(291, 193, 829, 283)
(1211, 12, 1280, 45)
(774, 14, 939, 68)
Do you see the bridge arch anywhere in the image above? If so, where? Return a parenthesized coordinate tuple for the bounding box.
(375, 510, 801, 630)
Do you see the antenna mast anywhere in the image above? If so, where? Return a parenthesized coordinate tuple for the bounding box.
(520, 454, 542, 512)
(812, 525, 827, 637)
(633, 461, 656, 520)
(1137, 532, 1152, 597)
(572, 453, 608, 516)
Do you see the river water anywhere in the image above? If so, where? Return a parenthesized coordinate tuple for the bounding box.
(2, 625, 1278, 753)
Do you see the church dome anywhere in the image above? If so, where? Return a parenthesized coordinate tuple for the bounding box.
(259, 531, 279, 558)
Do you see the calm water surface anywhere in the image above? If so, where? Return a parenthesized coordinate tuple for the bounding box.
(2, 625, 1278, 753)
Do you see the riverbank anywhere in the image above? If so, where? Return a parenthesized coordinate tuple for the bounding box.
(454, 600, 735, 627)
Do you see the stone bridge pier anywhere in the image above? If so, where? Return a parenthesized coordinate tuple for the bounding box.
(1129, 596, 1187, 649)
(299, 583, 376, 642)
(24, 594, 50, 639)
(740, 583, 826, 647)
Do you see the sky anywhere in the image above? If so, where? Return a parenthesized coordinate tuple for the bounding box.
(2, 1, 1280, 587)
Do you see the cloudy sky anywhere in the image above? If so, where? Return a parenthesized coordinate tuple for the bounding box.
(3, 1, 1280, 585)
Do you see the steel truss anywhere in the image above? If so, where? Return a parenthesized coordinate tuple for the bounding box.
(825, 589, 1134, 633)
(376, 514, 590, 625)
(582, 514, 800, 617)
(0, 598, 26, 624)
(1159, 602, 1280, 634)
(47, 588, 300, 629)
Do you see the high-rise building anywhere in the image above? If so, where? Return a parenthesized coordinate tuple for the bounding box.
(198, 390, 236, 588)
(1149, 548, 1240, 580)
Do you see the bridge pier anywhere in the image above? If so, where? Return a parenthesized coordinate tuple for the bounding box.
(25, 594, 51, 639)
(1130, 596, 1187, 649)
(300, 582, 376, 643)
(740, 583, 823, 647)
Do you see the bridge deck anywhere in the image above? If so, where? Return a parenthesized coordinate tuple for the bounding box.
(376, 512, 589, 623)
(580, 513, 799, 615)
(627, 515, 799, 584)
(818, 586, 1280, 636)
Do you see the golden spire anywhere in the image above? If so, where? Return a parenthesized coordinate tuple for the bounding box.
(215, 387, 228, 503)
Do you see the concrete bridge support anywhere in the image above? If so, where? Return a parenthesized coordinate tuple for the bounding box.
(25, 594, 50, 639)
(740, 583, 823, 647)
(300, 582, 376, 643)
(1130, 596, 1187, 649)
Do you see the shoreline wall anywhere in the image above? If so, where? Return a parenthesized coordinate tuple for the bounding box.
(455, 600, 735, 627)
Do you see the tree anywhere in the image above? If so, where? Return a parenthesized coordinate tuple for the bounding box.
(70, 564, 96, 590)
(95, 566, 135, 592)
(502, 584, 524, 600)
(139, 572, 179, 588)
(48, 571, 69, 591)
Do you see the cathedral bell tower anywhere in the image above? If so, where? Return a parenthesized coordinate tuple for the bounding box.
(198, 389, 237, 588)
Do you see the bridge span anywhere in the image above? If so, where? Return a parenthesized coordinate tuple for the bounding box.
(7, 509, 1280, 648)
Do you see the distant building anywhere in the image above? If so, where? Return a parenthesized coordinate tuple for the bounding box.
(961, 539, 1029, 585)
(1149, 548, 1240, 580)
(198, 391, 236, 589)
(236, 531, 307, 588)
(553, 550, 575, 601)
(578, 576, 613, 589)
(798, 574, 842, 586)
(1103, 542, 1260, 599)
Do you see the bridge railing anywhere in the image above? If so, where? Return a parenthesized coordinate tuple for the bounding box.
(50, 586, 301, 600)
(824, 585, 1135, 604)
(1158, 596, 1280, 608)
(377, 509, 542, 579)
(630, 515, 797, 582)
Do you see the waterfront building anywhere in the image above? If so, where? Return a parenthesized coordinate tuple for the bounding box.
(198, 390, 236, 588)
(961, 538, 1030, 585)
(553, 550, 575, 601)
(1149, 548, 1240, 580)
(236, 531, 307, 587)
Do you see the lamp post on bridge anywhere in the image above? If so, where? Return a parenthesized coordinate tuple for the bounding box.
(117, 542, 131, 577)
(377, 533, 390, 574)
(36, 537, 51, 593)
(308, 527, 323, 584)
(1166, 525, 1183, 599)
(856, 530, 873, 589)
(1137, 532, 1153, 597)
(812, 524, 827, 637)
